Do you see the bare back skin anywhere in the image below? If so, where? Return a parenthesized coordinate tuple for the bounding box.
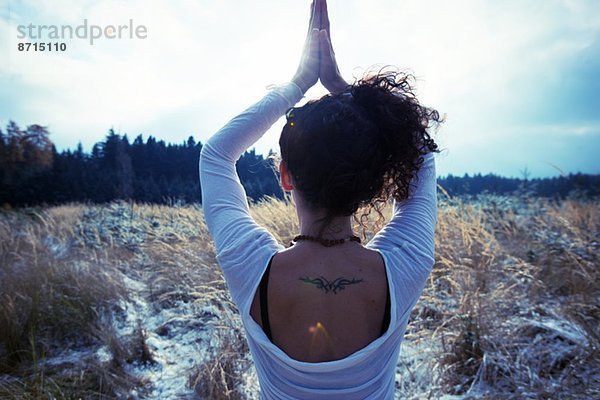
(250, 241, 389, 363)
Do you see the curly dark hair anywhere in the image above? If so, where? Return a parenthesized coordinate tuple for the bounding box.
(279, 68, 442, 234)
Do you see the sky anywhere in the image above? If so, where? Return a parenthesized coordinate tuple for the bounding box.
(1, 0, 599, 178)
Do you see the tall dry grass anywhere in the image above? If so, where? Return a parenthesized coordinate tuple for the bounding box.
(0, 195, 598, 399)
(419, 195, 599, 398)
(0, 205, 139, 398)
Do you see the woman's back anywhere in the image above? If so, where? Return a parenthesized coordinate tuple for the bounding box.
(250, 242, 389, 363)
(199, 2, 440, 394)
(199, 80, 438, 397)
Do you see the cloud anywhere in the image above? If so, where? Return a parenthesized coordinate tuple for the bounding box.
(1, 0, 599, 177)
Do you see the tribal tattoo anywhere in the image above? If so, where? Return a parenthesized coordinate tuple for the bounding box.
(299, 276, 364, 294)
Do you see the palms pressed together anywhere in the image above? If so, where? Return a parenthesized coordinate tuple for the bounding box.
(292, 0, 349, 95)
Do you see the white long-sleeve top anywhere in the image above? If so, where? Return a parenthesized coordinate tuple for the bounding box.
(199, 82, 437, 399)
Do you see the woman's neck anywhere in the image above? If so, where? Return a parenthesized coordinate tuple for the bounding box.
(297, 210, 354, 239)
(292, 191, 354, 239)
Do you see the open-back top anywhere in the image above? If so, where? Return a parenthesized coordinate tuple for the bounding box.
(199, 82, 437, 399)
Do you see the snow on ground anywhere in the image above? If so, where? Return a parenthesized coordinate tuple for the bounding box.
(5, 197, 595, 399)
(109, 274, 227, 399)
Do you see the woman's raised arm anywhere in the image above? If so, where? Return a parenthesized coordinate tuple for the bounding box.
(199, 1, 321, 302)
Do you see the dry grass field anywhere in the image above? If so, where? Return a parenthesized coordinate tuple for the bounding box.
(0, 194, 598, 399)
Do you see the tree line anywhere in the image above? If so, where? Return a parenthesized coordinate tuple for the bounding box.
(438, 172, 599, 199)
(0, 121, 598, 207)
(0, 121, 282, 207)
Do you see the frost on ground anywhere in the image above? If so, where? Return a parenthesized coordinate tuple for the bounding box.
(71, 203, 249, 399)
(0, 195, 598, 399)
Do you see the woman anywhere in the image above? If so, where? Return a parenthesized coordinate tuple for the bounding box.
(199, 0, 440, 398)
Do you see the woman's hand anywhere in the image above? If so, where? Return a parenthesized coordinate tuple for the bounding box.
(292, 0, 348, 95)
(317, 0, 348, 94)
(292, 1, 320, 94)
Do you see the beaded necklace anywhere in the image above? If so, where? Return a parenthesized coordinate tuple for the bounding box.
(290, 234, 362, 247)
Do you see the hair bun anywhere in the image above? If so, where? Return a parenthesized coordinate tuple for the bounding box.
(279, 67, 441, 234)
